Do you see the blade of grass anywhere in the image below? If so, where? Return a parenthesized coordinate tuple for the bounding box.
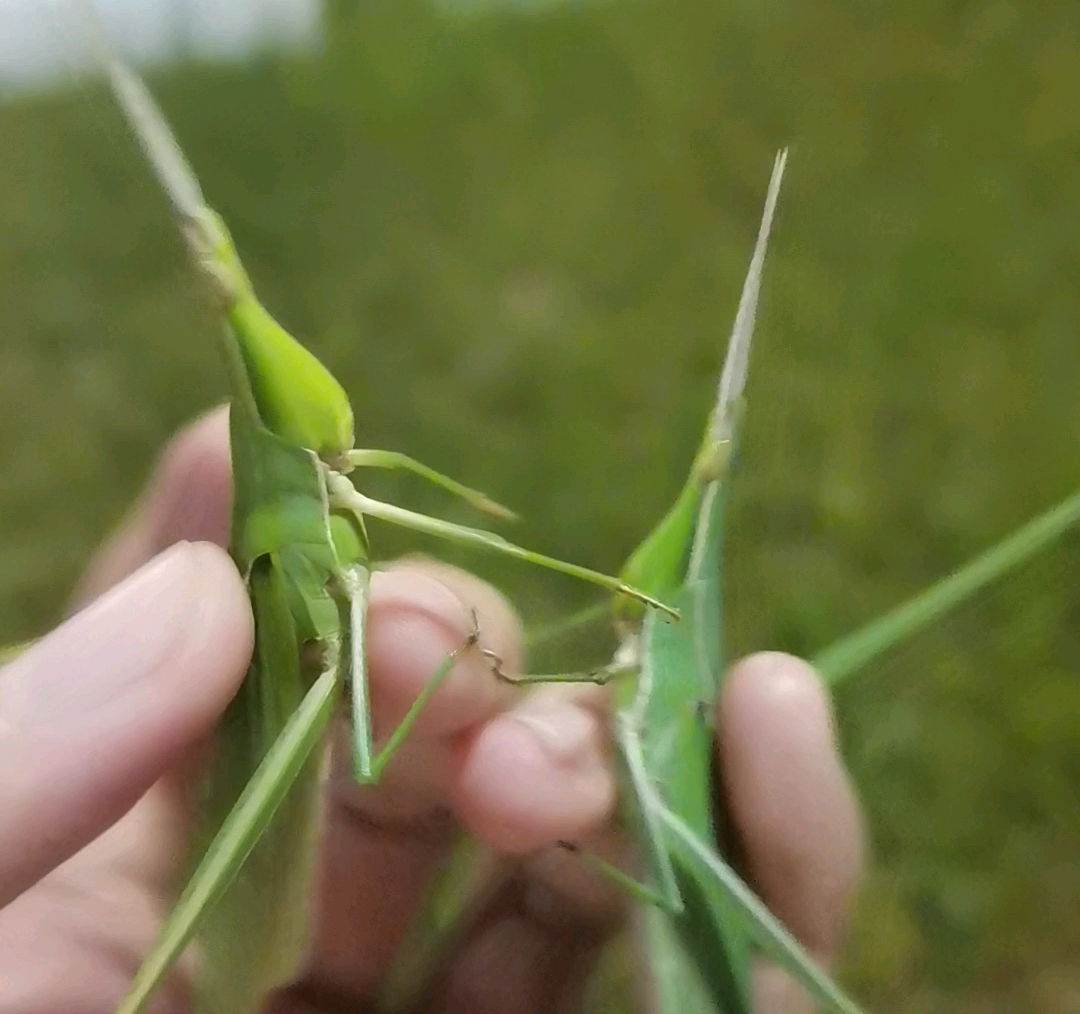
(814, 487, 1080, 686)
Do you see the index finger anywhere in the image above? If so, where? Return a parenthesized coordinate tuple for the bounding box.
(718, 652, 865, 1010)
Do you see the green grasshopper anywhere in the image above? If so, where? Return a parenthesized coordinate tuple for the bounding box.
(76, 34, 679, 1014)
(578, 170, 1080, 1012)
(383, 144, 1080, 1014)
(617, 245, 1080, 1011)
(382, 151, 864, 1014)
(498, 149, 864, 1014)
(511, 141, 1080, 1011)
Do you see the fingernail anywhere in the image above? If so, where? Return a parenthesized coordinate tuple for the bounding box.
(512, 702, 597, 766)
(0, 542, 203, 730)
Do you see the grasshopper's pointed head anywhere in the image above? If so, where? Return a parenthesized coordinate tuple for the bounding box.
(614, 414, 736, 628)
(91, 26, 356, 463)
(231, 293, 355, 463)
(181, 212, 355, 462)
(614, 477, 702, 627)
(612, 151, 786, 630)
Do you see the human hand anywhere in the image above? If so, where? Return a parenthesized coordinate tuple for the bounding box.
(0, 408, 863, 1014)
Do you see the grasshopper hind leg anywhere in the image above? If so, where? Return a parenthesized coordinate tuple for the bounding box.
(481, 651, 635, 687)
(340, 563, 375, 782)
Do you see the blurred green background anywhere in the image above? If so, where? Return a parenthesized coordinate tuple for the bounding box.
(2, 0, 1080, 1010)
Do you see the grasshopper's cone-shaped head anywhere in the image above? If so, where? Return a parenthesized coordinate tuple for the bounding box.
(188, 208, 356, 461)
(615, 149, 787, 627)
(92, 33, 355, 464)
(614, 434, 725, 625)
(231, 297, 356, 463)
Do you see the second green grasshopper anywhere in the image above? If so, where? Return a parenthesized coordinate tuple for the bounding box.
(383, 150, 866, 1014)
(380, 144, 1080, 1014)
(475, 150, 863, 1014)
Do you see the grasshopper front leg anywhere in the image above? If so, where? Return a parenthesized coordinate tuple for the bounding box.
(341, 557, 488, 783)
(481, 653, 638, 688)
(325, 472, 679, 619)
(346, 449, 517, 522)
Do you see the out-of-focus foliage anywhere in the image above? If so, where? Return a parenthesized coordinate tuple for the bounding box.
(1, 0, 1079, 1011)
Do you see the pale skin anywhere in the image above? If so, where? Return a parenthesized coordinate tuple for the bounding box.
(0, 408, 863, 1014)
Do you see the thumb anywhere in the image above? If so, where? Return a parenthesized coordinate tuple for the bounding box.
(0, 541, 252, 909)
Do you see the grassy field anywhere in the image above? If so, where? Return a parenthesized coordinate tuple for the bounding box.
(1, 0, 1079, 1009)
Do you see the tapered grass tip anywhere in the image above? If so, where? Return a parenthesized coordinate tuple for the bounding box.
(712, 146, 788, 445)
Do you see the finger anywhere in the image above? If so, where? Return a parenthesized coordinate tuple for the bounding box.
(414, 665, 640, 1014)
(435, 651, 863, 1014)
(717, 652, 864, 1008)
(337, 558, 526, 823)
(293, 559, 525, 999)
(369, 563, 620, 1014)
(0, 412, 242, 1013)
(64, 407, 236, 884)
(0, 542, 252, 909)
(289, 562, 617, 1005)
(419, 869, 618, 1014)
(451, 679, 614, 854)
(405, 683, 623, 1013)
(71, 406, 232, 610)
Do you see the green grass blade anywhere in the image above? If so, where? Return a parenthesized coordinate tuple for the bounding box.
(524, 600, 612, 649)
(377, 835, 502, 1013)
(813, 487, 1080, 686)
(640, 904, 724, 1014)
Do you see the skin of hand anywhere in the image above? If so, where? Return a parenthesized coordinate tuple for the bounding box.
(0, 408, 864, 1014)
